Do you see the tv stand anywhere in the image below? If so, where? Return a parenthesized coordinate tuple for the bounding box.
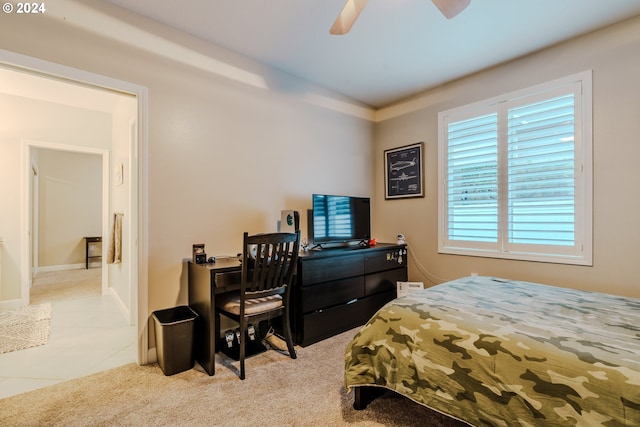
(292, 243, 407, 346)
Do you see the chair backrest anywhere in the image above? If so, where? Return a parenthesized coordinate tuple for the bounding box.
(241, 230, 300, 300)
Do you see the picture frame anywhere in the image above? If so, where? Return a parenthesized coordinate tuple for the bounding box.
(384, 142, 424, 199)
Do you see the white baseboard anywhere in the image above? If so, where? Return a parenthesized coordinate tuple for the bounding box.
(36, 263, 93, 273)
(0, 299, 24, 310)
(108, 286, 133, 325)
(148, 347, 157, 364)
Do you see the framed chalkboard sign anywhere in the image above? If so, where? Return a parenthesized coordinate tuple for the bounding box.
(384, 142, 424, 199)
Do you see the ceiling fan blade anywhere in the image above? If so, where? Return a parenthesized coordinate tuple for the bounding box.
(330, 0, 368, 35)
(432, 0, 470, 19)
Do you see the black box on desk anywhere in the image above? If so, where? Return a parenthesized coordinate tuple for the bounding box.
(193, 244, 206, 264)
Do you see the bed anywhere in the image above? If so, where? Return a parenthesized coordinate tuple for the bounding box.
(344, 276, 640, 426)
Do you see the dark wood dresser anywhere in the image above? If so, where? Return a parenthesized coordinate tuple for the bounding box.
(292, 243, 407, 346)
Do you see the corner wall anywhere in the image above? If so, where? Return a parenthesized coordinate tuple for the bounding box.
(373, 16, 640, 298)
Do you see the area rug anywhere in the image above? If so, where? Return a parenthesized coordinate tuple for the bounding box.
(0, 303, 52, 354)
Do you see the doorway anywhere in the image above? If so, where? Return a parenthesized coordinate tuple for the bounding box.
(0, 48, 149, 365)
(26, 144, 109, 295)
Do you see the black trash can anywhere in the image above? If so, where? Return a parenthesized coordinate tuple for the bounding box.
(152, 305, 198, 376)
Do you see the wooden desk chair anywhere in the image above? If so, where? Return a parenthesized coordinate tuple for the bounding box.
(215, 231, 300, 379)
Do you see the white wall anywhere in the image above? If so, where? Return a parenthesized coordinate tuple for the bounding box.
(0, 138, 20, 300)
(374, 16, 640, 298)
(0, 1, 374, 322)
(35, 148, 102, 268)
(109, 95, 137, 312)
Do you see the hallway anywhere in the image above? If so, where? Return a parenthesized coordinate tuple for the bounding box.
(0, 268, 135, 399)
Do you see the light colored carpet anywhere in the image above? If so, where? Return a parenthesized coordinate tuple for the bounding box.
(0, 303, 52, 354)
(30, 268, 101, 304)
(0, 327, 468, 427)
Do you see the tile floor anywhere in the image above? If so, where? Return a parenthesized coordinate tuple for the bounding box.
(0, 274, 136, 399)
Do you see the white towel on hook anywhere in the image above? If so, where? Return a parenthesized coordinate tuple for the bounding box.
(108, 213, 123, 264)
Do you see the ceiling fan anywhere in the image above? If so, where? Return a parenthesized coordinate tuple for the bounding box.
(330, 0, 470, 35)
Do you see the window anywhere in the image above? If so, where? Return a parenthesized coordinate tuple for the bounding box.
(438, 71, 592, 265)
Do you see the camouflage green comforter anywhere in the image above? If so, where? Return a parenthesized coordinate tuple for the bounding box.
(344, 276, 640, 426)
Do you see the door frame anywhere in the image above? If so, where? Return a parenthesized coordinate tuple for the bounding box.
(23, 142, 110, 293)
(1, 48, 149, 365)
(31, 161, 39, 279)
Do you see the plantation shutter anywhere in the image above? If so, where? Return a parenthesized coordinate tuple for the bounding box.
(446, 113, 499, 243)
(439, 71, 591, 265)
(506, 94, 576, 246)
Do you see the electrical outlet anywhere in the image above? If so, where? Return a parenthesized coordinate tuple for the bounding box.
(470, 272, 478, 277)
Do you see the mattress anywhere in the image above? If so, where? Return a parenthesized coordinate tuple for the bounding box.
(344, 276, 640, 426)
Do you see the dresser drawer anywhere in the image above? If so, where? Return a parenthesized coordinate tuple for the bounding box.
(300, 298, 370, 346)
(299, 289, 397, 346)
(364, 247, 406, 274)
(299, 254, 363, 286)
(301, 276, 364, 313)
(365, 268, 406, 296)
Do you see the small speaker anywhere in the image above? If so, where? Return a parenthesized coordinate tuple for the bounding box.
(280, 210, 300, 232)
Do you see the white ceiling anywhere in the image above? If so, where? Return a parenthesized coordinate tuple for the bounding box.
(102, 0, 640, 108)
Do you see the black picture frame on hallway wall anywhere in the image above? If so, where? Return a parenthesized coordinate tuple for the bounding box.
(384, 142, 424, 199)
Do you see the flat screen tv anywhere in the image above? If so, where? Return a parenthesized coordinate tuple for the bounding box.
(309, 194, 371, 248)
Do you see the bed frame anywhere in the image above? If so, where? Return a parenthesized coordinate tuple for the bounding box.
(353, 386, 386, 410)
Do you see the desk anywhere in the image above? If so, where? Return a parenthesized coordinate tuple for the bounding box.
(188, 258, 241, 376)
(84, 236, 102, 269)
(187, 244, 406, 375)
